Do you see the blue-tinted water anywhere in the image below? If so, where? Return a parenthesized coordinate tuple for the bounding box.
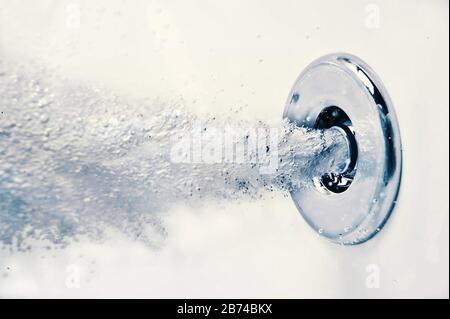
(0, 60, 348, 249)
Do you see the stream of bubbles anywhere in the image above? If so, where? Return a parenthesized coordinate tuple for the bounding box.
(0, 59, 349, 250)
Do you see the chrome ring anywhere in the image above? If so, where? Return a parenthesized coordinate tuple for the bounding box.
(283, 53, 402, 245)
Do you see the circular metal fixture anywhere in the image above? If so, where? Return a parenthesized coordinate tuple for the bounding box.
(283, 53, 402, 245)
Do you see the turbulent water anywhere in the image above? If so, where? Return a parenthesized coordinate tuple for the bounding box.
(0, 59, 349, 250)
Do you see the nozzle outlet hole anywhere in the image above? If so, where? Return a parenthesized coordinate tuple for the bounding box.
(315, 106, 358, 194)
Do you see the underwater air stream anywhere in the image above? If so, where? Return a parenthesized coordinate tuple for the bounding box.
(0, 53, 402, 249)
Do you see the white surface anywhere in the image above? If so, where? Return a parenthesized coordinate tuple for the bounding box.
(0, 0, 448, 298)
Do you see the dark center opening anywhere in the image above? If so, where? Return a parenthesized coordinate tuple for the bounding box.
(315, 106, 358, 194)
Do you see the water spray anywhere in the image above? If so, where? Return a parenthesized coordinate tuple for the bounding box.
(0, 53, 402, 248)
